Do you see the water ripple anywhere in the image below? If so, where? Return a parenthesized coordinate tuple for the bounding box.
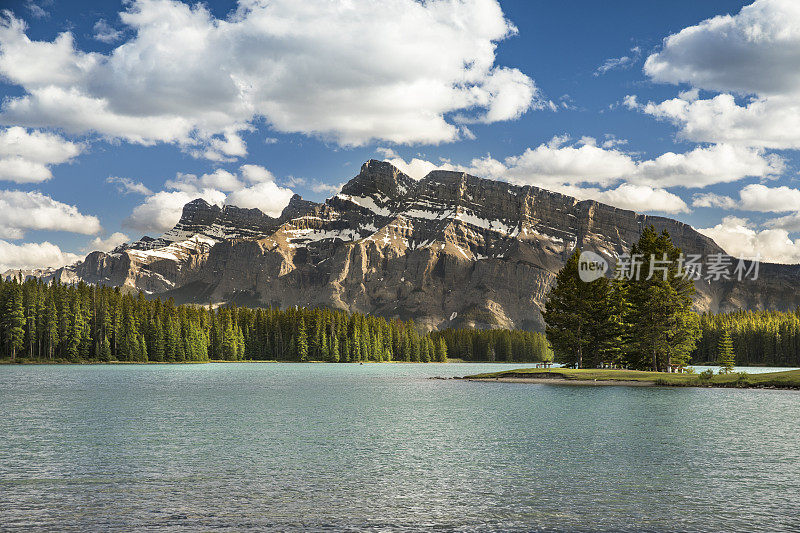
(0, 363, 798, 532)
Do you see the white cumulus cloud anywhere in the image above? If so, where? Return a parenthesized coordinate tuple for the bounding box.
(0, 127, 83, 183)
(0, 240, 82, 272)
(699, 215, 800, 264)
(0, 0, 540, 158)
(738, 183, 800, 212)
(691, 184, 800, 213)
(495, 135, 637, 188)
(416, 136, 779, 190)
(644, 0, 800, 96)
(225, 181, 294, 215)
(166, 169, 243, 193)
(88, 232, 130, 253)
(632, 143, 783, 188)
(587, 183, 689, 214)
(636, 0, 800, 150)
(638, 94, 800, 150)
(691, 192, 738, 209)
(0, 189, 101, 239)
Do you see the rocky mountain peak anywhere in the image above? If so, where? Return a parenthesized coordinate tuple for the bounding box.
(281, 194, 319, 220)
(339, 159, 416, 204)
(178, 198, 222, 228)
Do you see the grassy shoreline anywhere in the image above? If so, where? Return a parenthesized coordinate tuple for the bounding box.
(461, 367, 800, 389)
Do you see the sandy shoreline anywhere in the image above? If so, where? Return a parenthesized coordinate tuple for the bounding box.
(464, 377, 656, 386)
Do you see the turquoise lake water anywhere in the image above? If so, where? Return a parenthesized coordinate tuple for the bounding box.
(1, 362, 799, 532)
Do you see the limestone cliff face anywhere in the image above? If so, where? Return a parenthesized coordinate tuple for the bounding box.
(9, 160, 800, 331)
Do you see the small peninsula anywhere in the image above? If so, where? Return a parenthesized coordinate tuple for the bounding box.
(461, 367, 800, 390)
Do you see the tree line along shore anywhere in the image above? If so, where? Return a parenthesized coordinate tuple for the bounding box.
(0, 275, 554, 364)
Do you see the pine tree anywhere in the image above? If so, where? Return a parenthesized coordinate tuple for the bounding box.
(236, 327, 245, 360)
(297, 316, 308, 362)
(330, 333, 340, 362)
(420, 337, 430, 362)
(716, 328, 735, 373)
(623, 226, 700, 371)
(340, 335, 349, 362)
(320, 331, 329, 361)
(139, 335, 149, 362)
(221, 312, 237, 360)
(100, 335, 112, 362)
(312, 319, 323, 360)
(543, 250, 619, 368)
(3, 282, 25, 360)
(349, 328, 359, 362)
(110, 297, 121, 359)
(435, 337, 447, 362)
(359, 319, 369, 361)
(150, 315, 165, 362)
(66, 296, 83, 361)
(410, 329, 421, 362)
(43, 290, 59, 360)
(22, 282, 37, 358)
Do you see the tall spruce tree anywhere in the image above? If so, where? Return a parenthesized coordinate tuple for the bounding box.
(330, 333, 340, 362)
(716, 328, 735, 373)
(622, 226, 700, 371)
(435, 337, 447, 362)
(297, 316, 308, 362)
(3, 282, 25, 360)
(43, 291, 58, 360)
(543, 250, 620, 368)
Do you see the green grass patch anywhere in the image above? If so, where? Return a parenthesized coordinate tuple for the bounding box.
(463, 367, 800, 389)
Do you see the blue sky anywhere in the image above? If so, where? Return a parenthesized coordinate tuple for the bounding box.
(2, 0, 800, 269)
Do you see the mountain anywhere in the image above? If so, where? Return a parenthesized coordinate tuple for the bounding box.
(7, 160, 800, 331)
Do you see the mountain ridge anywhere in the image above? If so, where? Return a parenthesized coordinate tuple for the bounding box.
(5, 160, 800, 331)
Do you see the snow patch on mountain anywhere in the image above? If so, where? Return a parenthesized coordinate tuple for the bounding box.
(127, 234, 217, 263)
(335, 194, 393, 216)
